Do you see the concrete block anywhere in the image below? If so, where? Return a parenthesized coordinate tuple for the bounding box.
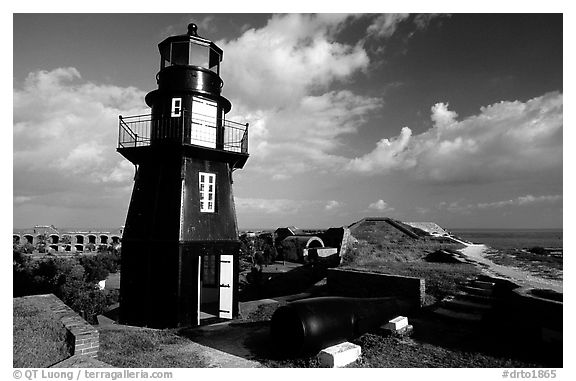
(317, 342, 361, 368)
(384, 316, 408, 331)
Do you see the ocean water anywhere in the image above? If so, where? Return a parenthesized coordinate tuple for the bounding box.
(449, 229, 563, 250)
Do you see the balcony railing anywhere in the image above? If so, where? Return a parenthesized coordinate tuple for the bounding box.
(118, 112, 248, 154)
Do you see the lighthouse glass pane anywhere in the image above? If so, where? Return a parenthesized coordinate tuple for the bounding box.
(189, 43, 209, 68)
(190, 96, 217, 148)
(199, 172, 216, 213)
(170, 42, 189, 65)
(209, 49, 221, 74)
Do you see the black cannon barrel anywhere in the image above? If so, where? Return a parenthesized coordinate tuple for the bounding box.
(270, 296, 415, 356)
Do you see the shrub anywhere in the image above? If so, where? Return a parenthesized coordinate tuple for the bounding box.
(96, 251, 121, 273)
(14, 242, 34, 254)
(527, 246, 548, 255)
(13, 256, 110, 324)
(79, 256, 110, 283)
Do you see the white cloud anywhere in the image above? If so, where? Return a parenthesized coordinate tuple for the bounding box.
(220, 14, 369, 110)
(13, 67, 147, 208)
(346, 92, 563, 184)
(437, 194, 562, 214)
(477, 194, 562, 209)
(347, 126, 413, 173)
(213, 14, 380, 179)
(325, 200, 341, 211)
(368, 199, 395, 212)
(14, 196, 33, 204)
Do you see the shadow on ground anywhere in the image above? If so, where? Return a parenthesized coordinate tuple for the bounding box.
(178, 321, 274, 362)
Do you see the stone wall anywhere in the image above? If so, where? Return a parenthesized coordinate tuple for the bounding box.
(327, 268, 426, 307)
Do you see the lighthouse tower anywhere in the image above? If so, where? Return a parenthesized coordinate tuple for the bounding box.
(117, 24, 249, 328)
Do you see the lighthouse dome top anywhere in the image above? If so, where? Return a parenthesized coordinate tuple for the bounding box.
(158, 23, 223, 74)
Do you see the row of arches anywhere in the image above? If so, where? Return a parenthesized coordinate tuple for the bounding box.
(13, 234, 121, 246)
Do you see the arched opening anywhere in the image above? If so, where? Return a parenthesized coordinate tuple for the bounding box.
(65, 245, 72, 252)
(24, 235, 33, 244)
(75, 245, 84, 252)
(75, 235, 84, 244)
(100, 235, 109, 244)
(88, 235, 96, 244)
(111, 236, 121, 244)
(50, 234, 59, 244)
(13, 235, 20, 244)
(305, 237, 325, 249)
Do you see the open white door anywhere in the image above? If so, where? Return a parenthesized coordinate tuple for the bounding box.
(197, 256, 201, 326)
(219, 255, 234, 319)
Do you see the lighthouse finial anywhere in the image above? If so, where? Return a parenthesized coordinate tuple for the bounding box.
(187, 23, 198, 36)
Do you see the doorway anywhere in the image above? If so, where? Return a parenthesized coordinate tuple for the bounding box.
(198, 253, 234, 324)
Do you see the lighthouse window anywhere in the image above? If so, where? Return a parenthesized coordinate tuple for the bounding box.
(171, 98, 182, 117)
(199, 172, 216, 213)
(189, 43, 210, 68)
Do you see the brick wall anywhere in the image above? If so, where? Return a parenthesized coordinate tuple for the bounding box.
(327, 268, 426, 307)
(43, 294, 100, 358)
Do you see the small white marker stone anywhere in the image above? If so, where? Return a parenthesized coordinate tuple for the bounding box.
(384, 316, 408, 331)
(317, 341, 361, 368)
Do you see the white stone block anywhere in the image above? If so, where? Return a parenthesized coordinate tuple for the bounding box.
(317, 341, 361, 368)
(384, 316, 408, 331)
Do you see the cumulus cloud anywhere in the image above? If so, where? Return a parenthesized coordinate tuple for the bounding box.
(220, 14, 369, 110)
(213, 14, 380, 179)
(346, 92, 563, 184)
(368, 199, 395, 212)
(13, 67, 147, 207)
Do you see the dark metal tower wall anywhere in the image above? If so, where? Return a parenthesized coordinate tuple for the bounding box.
(118, 24, 247, 329)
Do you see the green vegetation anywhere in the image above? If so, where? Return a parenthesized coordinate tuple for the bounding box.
(13, 249, 120, 323)
(341, 239, 478, 303)
(239, 232, 277, 267)
(98, 327, 207, 368)
(13, 297, 73, 368)
(350, 333, 540, 368)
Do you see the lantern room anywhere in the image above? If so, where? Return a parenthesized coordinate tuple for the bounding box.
(117, 23, 248, 169)
(159, 23, 222, 74)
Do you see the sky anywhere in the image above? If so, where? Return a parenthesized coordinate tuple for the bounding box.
(12, 13, 564, 230)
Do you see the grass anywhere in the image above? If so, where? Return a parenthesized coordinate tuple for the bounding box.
(98, 326, 208, 368)
(226, 297, 557, 368)
(341, 240, 479, 304)
(350, 332, 542, 368)
(13, 296, 73, 368)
